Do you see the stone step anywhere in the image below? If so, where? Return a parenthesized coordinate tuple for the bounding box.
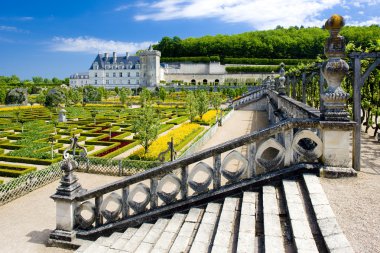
(236, 192, 258, 253)
(151, 213, 187, 253)
(169, 208, 204, 253)
(282, 179, 318, 253)
(135, 218, 170, 253)
(189, 203, 222, 253)
(120, 223, 154, 252)
(75, 240, 93, 253)
(211, 197, 240, 253)
(303, 174, 354, 253)
(262, 185, 285, 253)
(74, 173, 356, 253)
(109, 227, 138, 251)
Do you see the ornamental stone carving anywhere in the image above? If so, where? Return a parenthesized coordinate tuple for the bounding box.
(221, 150, 248, 182)
(188, 162, 213, 193)
(75, 201, 96, 229)
(100, 192, 123, 222)
(321, 14, 350, 121)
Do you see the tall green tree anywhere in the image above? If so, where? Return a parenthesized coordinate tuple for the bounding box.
(132, 104, 160, 154)
(186, 92, 197, 122)
(195, 90, 209, 119)
(158, 87, 167, 102)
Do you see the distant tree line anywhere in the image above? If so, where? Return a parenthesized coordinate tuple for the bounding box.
(154, 26, 380, 59)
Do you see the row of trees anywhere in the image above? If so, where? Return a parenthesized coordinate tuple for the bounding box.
(0, 75, 69, 86)
(154, 26, 380, 59)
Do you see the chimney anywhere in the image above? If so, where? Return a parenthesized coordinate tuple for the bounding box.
(113, 52, 117, 63)
(126, 52, 129, 58)
(104, 52, 109, 61)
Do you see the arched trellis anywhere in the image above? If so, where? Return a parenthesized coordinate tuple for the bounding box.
(350, 52, 380, 171)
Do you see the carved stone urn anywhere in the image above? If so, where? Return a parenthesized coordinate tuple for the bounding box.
(321, 14, 350, 121)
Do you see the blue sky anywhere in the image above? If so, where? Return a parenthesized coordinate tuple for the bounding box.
(0, 0, 379, 80)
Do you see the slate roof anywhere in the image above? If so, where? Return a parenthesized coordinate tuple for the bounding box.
(90, 54, 141, 70)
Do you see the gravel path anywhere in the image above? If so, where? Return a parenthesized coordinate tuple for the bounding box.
(320, 128, 380, 253)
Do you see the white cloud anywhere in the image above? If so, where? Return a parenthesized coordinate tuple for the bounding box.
(115, 1, 149, 11)
(133, 0, 343, 29)
(0, 25, 29, 33)
(50, 36, 155, 54)
(0, 25, 18, 32)
(347, 16, 380, 26)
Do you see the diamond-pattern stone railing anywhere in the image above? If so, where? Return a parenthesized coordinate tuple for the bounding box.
(50, 118, 354, 240)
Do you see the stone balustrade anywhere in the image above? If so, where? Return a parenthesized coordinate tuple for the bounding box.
(50, 114, 354, 242)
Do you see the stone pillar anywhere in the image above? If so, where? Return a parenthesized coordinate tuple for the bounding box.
(50, 158, 83, 243)
(320, 15, 352, 169)
(320, 14, 350, 121)
(278, 63, 286, 95)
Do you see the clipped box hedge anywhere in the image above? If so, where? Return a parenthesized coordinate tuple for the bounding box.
(0, 143, 26, 150)
(0, 155, 62, 165)
(102, 141, 140, 159)
(0, 163, 37, 177)
(166, 116, 188, 125)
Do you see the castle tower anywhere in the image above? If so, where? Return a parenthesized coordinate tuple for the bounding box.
(139, 46, 161, 87)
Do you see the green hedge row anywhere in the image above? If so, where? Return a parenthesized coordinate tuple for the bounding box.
(0, 155, 62, 165)
(223, 57, 315, 65)
(85, 140, 114, 146)
(225, 65, 291, 73)
(166, 116, 188, 125)
(57, 145, 95, 154)
(0, 163, 37, 177)
(111, 132, 132, 141)
(102, 141, 140, 159)
(57, 136, 86, 144)
(89, 142, 120, 157)
(161, 56, 220, 63)
(0, 143, 25, 150)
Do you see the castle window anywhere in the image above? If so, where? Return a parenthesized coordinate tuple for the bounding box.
(128, 80, 130, 85)
(95, 80, 98, 85)
(95, 73, 98, 77)
(113, 72, 116, 77)
(106, 80, 109, 84)
(106, 73, 109, 77)
(136, 64, 140, 69)
(119, 72, 122, 77)
(137, 80, 140, 85)
(128, 72, 130, 77)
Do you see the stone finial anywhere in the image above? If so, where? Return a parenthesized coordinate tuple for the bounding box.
(321, 14, 350, 121)
(278, 63, 286, 95)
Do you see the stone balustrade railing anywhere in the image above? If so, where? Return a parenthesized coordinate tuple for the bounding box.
(50, 116, 355, 242)
(231, 86, 266, 109)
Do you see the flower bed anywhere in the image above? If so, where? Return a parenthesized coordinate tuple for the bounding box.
(194, 110, 220, 125)
(130, 123, 203, 160)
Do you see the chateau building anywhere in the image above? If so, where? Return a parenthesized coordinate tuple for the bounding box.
(70, 47, 161, 88)
(70, 47, 267, 88)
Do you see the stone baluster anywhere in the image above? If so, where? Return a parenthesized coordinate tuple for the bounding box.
(150, 178, 158, 209)
(181, 166, 188, 199)
(320, 14, 352, 168)
(278, 63, 286, 95)
(213, 154, 221, 189)
(95, 196, 103, 226)
(122, 186, 129, 218)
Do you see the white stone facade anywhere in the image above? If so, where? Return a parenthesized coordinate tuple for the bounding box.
(70, 48, 269, 88)
(70, 48, 161, 88)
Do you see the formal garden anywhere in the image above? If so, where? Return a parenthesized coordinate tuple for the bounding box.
(0, 85, 238, 190)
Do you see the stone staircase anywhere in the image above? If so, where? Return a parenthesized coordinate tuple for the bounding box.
(75, 174, 353, 253)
